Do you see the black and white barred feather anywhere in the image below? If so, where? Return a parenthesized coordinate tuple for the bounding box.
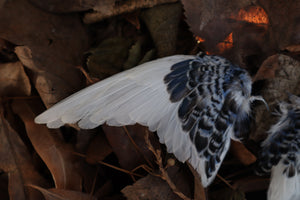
(35, 53, 262, 187)
(257, 95, 300, 200)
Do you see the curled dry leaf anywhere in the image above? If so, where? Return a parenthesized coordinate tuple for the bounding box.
(27, 184, 97, 200)
(0, 61, 31, 96)
(0, 112, 46, 200)
(229, 141, 256, 166)
(122, 166, 192, 200)
(12, 100, 82, 190)
(141, 3, 182, 57)
(252, 54, 300, 141)
(0, 0, 88, 108)
(83, 0, 178, 24)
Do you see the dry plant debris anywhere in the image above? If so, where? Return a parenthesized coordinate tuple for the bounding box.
(0, 0, 298, 199)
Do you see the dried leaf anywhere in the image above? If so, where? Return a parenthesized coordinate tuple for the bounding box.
(0, 112, 46, 200)
(29, 0, 97, 13)
(28, 184, 96, 200)
(102, 125, 157, 170)
(122, 166, 192, 200)
(253, 55, 279, 81)
(182, 0, 254, 48)
(187, 163, 206, 200)
(252, 54, 300, 141)
(85, 132, 113, 164)
(233, 176, 269, 193)
(258, 0, 300, 49)
(83, 0, 178, 24)
(12, 100, 82, 190)
(141, 3, 182, 57)
(230, 141, 256, 166)
(87, 37, 132, 79)
(0, 0, 88, 108)
(0, 62, 31, 96)
(209, 188, 245, 200)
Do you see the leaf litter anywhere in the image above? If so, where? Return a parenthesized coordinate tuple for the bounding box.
(0, 0, 298, 199)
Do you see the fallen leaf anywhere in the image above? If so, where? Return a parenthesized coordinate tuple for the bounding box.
(87, 37, 132, 79)
(182, 0, 254, 48)
(28, 184, 97, 200)
(12, 100, 82, 190)
(0, 0, 88, 108)
(0, 111, 47, 200)
(29, 0, 97, 13)
(0, 62, 31, 96)
(209, 187, 245, 200)
(187, 163, 206, 200)
(230, 141, 256, 166)
(233, 176, 269, 193)
(141, 3, 182, 57)
(253, 55, 279, 81)
(85, 132, 113, 164)
(103, 124, 158, 170)
(122, 166, 192, 200)
(83, 0, 178, 24)
(252, 54, 300, 141)
(258, 0, 300, 49)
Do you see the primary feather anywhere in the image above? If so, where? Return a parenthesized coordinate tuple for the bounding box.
(35, 53, 257, 187)
(257, 95, 300, 200)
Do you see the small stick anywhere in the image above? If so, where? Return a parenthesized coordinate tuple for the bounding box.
(145, 130, 191, 200)
(123, 126, 154, 168)
(73, 152, 143, 178)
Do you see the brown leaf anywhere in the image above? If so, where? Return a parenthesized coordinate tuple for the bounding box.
(0, 62, 31, 96)
(29, 0, 97, 13)
(187, 163, 206, 200)
(86, 37, 132, 79)
(258, 0, 300, 49)
(182, 0, 254, 48)
(233, 176, 269, 193)
(0, 112, 46, 200)
(12, 100, 82, 190)
(28, 184, 96, 200)
(0, 0, 88, 108)
(141, 3, 182, 57)
(85, 132, 113, 164)
(253, 54, 279, 81)
(83, 0, 178, 24)
(103, 124, 157, 170)
(122, 166, 192, 200)
(252, 54, 300, 141)
(230, 141, 256, 166)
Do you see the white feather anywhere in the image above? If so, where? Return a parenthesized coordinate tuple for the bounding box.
(35, 55, 226, 186)
(268, 159, 300, 200)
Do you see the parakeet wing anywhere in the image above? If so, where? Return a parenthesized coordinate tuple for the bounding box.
(35, 54, 253, 186)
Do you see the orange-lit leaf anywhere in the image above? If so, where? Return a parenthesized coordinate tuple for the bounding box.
(231, 6, 269, 24)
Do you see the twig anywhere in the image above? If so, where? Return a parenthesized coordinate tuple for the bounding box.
(144, 130, 191, 200)
(73, 152, 144, 178)
(217, 174, 235, 190)
(123, 126, 154, 168)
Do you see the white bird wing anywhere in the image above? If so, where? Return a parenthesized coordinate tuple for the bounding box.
(35, 54, 254, 187)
